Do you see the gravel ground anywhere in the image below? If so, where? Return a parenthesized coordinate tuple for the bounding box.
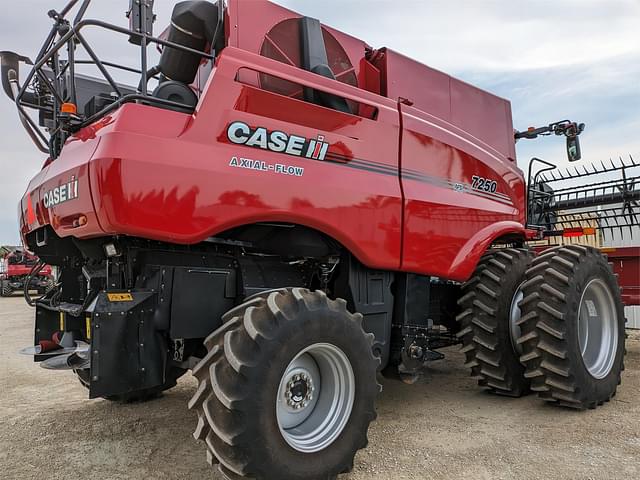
(1, 295, 639, 480)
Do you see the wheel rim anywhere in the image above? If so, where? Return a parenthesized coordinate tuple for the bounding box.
(577, 278, 619, 379)
(509, 283, 525, 355)
(276, 343, 355, 453)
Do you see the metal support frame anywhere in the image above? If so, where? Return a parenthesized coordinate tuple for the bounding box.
(13, 0, 216, 159)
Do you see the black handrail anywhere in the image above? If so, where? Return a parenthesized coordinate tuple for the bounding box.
(15, 0, 215, 159)
(526, 157, 557, 228)
(59, 0, 82, 18)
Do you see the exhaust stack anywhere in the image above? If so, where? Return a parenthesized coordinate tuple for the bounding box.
(159, 0, 220, 84)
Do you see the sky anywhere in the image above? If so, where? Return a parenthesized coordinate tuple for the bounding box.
(0, 0, 638, 245)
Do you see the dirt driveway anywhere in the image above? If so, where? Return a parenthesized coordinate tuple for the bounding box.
(1, 295, 639, 480)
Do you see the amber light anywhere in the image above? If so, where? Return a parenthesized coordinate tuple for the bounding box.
(562, 227, 596, 238)
(61, 103, 77, 114)
(72, 215, 88, 228)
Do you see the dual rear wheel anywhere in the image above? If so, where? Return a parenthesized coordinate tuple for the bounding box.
(518, 245, 625, 408)
(459, 246, 625, 409)
(457, 248, 533, 396)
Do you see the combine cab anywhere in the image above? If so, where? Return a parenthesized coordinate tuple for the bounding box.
(0, 248, 52, 297)
(1, 1, 637, 479)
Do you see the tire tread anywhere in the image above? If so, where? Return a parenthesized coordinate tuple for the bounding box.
(517, 246, 626, 410)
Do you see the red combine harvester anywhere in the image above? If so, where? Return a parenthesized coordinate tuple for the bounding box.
(0, 248, 52, 297)
(1, 1, 638, 478)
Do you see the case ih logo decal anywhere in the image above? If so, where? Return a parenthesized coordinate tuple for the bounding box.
(227, 121, 329, 161)
(43, 178, 79, 208)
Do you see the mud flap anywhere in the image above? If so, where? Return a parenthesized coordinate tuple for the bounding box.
(89, 291, 166, 399)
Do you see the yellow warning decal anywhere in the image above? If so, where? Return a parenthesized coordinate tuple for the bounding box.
(107, 293, 134, 302)
(86, 316, 91, 340)
(59, 311, 65, 331)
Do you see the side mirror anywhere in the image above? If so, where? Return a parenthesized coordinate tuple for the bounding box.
(566, 134, 582, 162)
(0, 51, 32, 100)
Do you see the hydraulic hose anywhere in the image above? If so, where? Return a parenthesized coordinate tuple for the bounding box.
(23, 261, 46, 307)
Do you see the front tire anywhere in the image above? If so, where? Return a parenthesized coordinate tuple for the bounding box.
(189, 288, 380, 480)
(518, 245, 626, 409)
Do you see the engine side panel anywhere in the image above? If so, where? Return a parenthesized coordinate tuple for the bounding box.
(86, 48, 404, 271)
(373, 39, 524, 282)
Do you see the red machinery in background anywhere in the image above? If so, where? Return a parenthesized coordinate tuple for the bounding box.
(0, 248, 52, 297)
(604, 247, 639, 306)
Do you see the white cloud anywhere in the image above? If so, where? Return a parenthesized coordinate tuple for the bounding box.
(278, 0, 640, 72)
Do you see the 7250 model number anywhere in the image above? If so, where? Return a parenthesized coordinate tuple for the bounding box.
(471, 176, 498, 193)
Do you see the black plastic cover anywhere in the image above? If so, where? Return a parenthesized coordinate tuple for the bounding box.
(335, 255, 394, 369)
(170, 267, 236, 339)
(83, 92, 116, 118)
(89, 291, 166, 399)
(393, 273, 431, 328)
(239, 256, 306, 299)
(299, 17, 351, 114)
(151, 80, 198, 112)
(159, 1, 219, 84)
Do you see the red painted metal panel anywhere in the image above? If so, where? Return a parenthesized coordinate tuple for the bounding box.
(375, 48, 451, 122)
(603, 247, 640, 306)
(373, 48, 517, 162)
(20, 134, 103, 242)
(83, 48, 403, 271)
(399, 103, 526, 281)
(450, 77, 517, 162)
(6, 264, 51, 277)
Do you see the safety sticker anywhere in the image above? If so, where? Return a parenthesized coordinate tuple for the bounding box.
(229, 156, 304, 177)
(86, 316, 91, 340)
(584, 299, 598, 317)
(107, 293, 134, 302)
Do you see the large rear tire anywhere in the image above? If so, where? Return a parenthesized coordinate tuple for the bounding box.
(189, 288, 380, 480)
(518, 245, 626, 409)
(457, 248, 533, 396)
